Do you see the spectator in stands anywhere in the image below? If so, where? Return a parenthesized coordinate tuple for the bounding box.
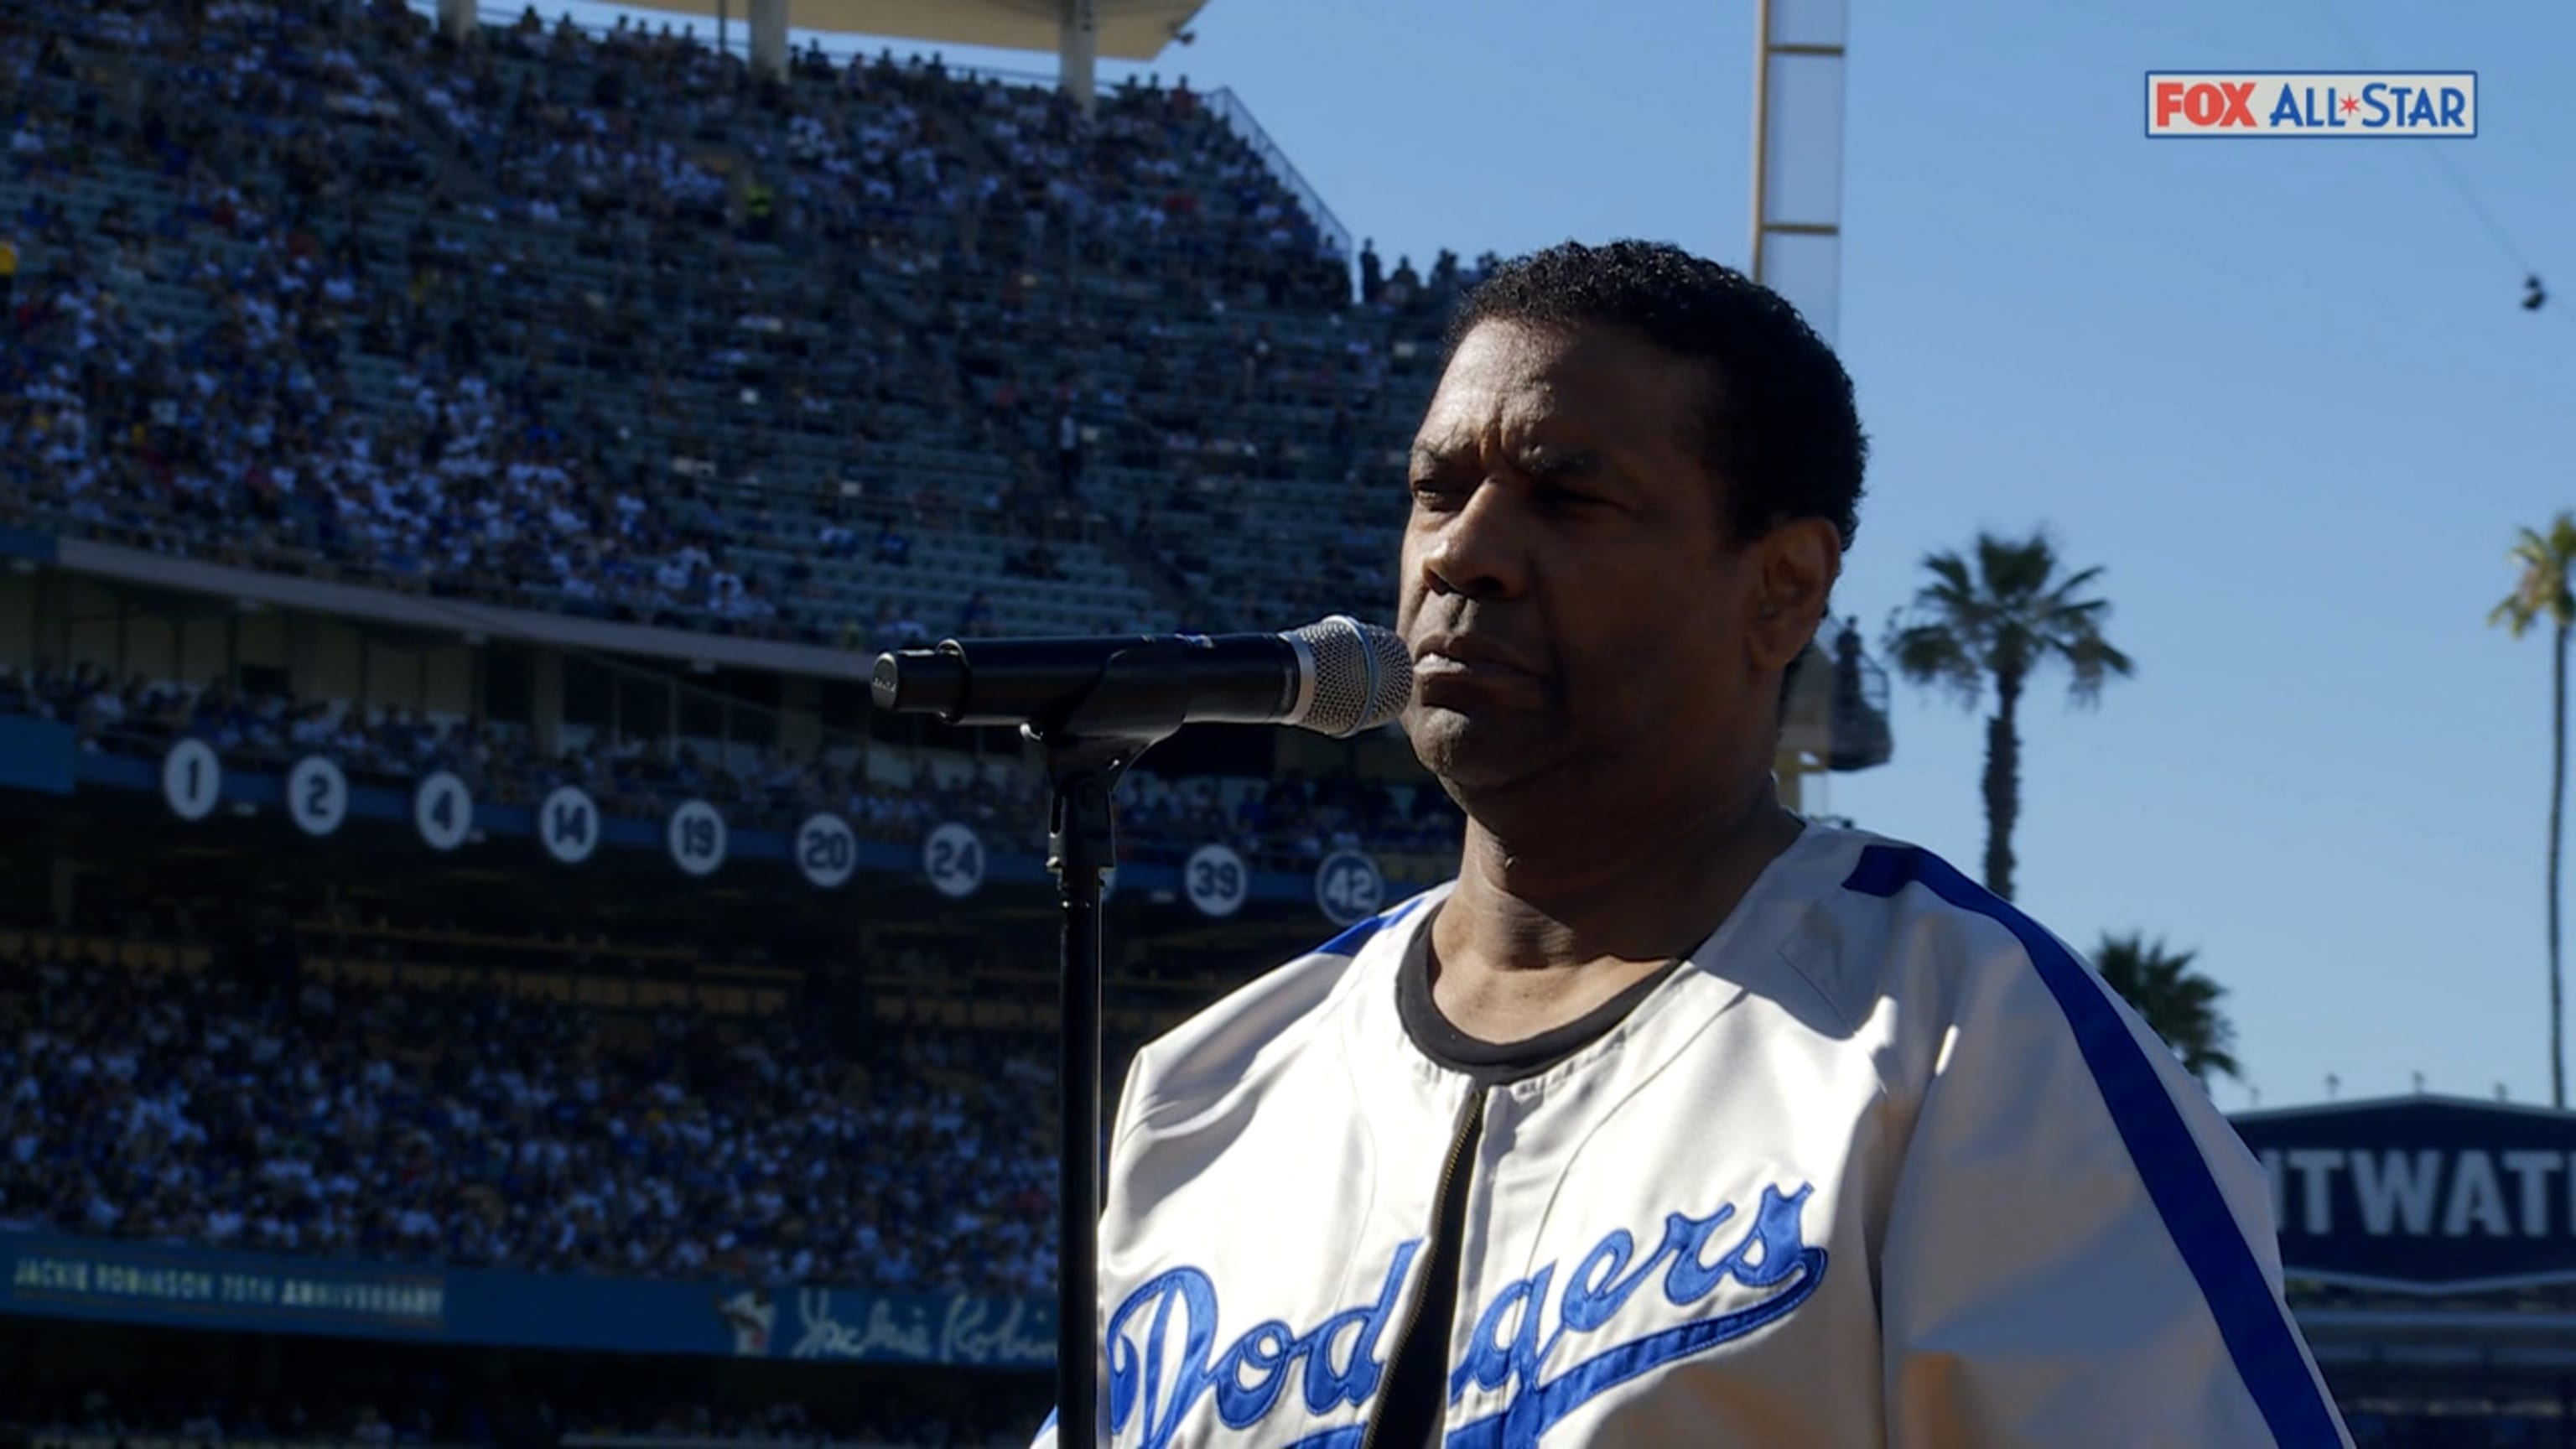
(874, 519, 911, 566)
(1053, 403, 1082, 497)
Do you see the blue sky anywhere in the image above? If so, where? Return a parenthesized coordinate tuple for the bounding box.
(520, 0, 2575, 1113)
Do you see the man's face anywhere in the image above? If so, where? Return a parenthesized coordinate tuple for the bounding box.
(1397, 319, 1768, 801)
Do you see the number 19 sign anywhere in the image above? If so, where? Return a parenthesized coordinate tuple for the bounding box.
(667, 799, 728, 878)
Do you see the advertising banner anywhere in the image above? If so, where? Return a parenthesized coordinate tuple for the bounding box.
(0, 1233, 1052, 1365)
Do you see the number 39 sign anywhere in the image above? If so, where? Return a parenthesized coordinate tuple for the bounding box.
(1185, 844, 1249, 919)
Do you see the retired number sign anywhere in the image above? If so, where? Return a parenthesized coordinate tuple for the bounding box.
(414, 771, 474, 852)
(286, 756, 349, 838)
(922, 823, 986, 900)
(667, 799, 728, 877)
(1185, 844, 1250, 919)
(162, 739, 221, 822)
(1314, 850, 1385, 927)
(796, 813, 859, 890)
(539, 786, 600, 865)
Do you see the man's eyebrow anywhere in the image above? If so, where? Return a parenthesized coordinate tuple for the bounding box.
(1519, 444, 1607, 480)
(1408, 440, 1468, 473)
(1409, 442, 1609, 478)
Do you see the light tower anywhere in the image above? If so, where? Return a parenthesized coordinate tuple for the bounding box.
(1750, 0, 1888, 814)
(1749, 0, 1847, 344)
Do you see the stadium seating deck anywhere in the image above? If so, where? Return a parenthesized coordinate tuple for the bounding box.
(3, 0, 1473, 652)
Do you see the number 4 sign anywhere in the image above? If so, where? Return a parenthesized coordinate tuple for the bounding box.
(415, 771, 474, 852)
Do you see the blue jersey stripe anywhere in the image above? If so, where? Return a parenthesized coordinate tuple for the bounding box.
(1842, 845, 2342, 1448)
(1311, 890, 1436, 960)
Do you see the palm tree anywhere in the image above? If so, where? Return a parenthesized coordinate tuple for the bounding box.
(2490, 512, 2576, 1109)
(1886, 532, 2135, 900)
(2094, 932, 2241, 1083)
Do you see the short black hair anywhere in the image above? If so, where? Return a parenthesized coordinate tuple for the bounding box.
(1445, 239, 1867, 549)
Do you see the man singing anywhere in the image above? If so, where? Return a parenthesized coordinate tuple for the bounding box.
(1035, 241, 2349, 1447)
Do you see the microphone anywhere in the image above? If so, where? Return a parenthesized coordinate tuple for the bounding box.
(870, 615, 1413, 739)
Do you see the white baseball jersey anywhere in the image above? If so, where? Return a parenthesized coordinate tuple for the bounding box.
(1031, 822, 2351, 1448)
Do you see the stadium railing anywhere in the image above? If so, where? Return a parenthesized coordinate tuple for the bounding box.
(1196, 85, 1353, 262)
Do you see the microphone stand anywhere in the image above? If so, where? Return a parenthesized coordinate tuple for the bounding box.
(1023, 644, 1195, 1449)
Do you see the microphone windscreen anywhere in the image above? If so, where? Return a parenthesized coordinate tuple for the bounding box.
(1289, 616, 1412, 738)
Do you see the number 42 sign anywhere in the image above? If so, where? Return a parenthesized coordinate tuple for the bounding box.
(1314, 851, 1384, 927)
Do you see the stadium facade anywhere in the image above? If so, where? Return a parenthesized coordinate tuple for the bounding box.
(0, 3, 2555, 1445)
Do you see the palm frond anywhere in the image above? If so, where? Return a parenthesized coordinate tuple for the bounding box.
(1978, 532, 2058, 605)
(2059, 636, 2137, 707)
(1887, 623, 1982, 707)
(2494, 515, 2576, 635)
(2092, 931, 2239, 1083)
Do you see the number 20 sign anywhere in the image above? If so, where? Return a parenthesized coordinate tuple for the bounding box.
(796, 813, 859, 890)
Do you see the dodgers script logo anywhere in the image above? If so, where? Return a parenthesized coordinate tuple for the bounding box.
(1105, 1183, 1826, 1449)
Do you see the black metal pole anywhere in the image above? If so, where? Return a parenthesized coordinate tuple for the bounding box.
(1054, 861, 1103, 1448)
(1046, 760, 1120, 1449)
(873, 639, 1196, 1449)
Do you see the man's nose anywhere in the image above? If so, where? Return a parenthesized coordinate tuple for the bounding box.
(1418, 484, 1530, 601)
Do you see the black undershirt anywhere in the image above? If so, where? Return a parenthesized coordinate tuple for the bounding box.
(1366, 926, 1688, 1446)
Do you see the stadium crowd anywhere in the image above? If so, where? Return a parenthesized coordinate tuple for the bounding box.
(1, 0, 1483, 649)
(0, 951, 1062, 1297)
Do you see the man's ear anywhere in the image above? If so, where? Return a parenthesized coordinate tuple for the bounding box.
(1747, 517, 1842, 673)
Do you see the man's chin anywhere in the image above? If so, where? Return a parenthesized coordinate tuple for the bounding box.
(1405, 708, 1555, 795)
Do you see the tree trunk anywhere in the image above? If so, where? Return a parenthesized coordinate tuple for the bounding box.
(1983, 668, 2023, 901)
(2551, 621, 2568, 1109)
